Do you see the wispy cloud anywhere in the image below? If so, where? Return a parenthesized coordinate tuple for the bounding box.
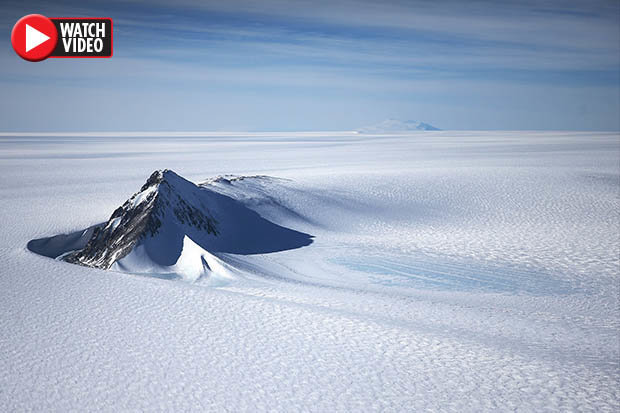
(0, 0, 618, 131)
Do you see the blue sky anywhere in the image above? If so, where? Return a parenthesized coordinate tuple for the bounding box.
(1, 0, 619, 131)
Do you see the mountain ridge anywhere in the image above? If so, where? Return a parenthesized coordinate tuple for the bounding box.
(57, 170, 313, 280)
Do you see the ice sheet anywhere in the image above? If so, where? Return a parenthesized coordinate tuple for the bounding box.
(0, 131, 618, 411)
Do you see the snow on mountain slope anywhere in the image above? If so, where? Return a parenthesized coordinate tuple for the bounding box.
(113, 235, 237, 285)
(358, 118, 440, 133)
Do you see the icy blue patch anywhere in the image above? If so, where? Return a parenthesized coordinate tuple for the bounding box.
(333, 255, 576, 295)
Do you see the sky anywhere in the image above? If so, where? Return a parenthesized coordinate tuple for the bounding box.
(0, 0, 619, 131)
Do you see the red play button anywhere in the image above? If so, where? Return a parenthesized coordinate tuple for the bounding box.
(11, 14, 58, 62)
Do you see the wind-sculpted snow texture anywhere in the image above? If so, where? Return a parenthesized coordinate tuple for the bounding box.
(1, 131, 619, 411)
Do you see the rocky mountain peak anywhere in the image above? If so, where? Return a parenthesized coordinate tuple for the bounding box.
(64, 169, 218, 269)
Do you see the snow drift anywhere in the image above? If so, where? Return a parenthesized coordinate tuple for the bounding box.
(28, 170, 313, 281)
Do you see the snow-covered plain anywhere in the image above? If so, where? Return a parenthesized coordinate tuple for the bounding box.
(0, 131, 618, 411)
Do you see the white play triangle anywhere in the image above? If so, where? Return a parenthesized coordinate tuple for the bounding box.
(25, 24, 51, 53)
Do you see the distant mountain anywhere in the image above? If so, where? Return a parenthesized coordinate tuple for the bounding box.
(357, 119, 440, 133)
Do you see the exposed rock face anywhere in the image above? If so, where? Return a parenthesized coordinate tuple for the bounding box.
(64, 170, 218, 269)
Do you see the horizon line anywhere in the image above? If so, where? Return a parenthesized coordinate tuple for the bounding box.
(1, 129, 619, 137)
